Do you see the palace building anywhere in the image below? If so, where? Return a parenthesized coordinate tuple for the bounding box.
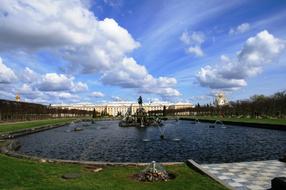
(51, 101, 193, 116)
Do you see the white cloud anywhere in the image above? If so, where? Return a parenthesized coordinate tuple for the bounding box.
(19, 84, 34, 94)
(0, 89, 16, 100)
(180, 31, 205, 57)
(22, 67, 39, 83)
(0, 0, 179, 98)
(139, 76, 181, 97)
(197, 30, 285, 90)
(188, 46, 204, 57)
(101, 57, 148, 88)
(38, 73, 73, 91)
(91, 91, 105, 97)
(47, 92, 79, 100)
(73, 82, 88, 92)
(101, 57, 181, 97)
(0, 76, 84, 104)
(63, 17, 141, 74)
(18, 83, 44, 99)
(103, 0, 121, 7)
(180, 31, 205, 45)
(0, 1, 139, 74)
(220, 55, 230, 62)
(112, 96, 123, 102)
(197, 65, 247, 90)
(189, 95, 211, 102)
(238, 30, 285, 66)
(0, 57, 17, 83)
(37, 73, 88, 92)
(229, 23, 250, 35)
(17, 83, 80, 103)
(141, 87, 181, 97)
(0, 55, 88, 103)
(0, 0, 98, 48)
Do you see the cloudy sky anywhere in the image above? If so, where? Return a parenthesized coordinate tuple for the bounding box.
(0, 0, 285, 104)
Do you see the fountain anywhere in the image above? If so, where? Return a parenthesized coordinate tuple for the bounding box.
(119, 96, 163, 127)
(142, 138, 151, 142)
(172, 118, 181, 141)
(209, 120, 225, 128)
(158, 125, 166, 139)
(142, 128, 151, 142)
(191, 118, 200, 124)
(134, 161, 173, 182)
(73, 127, 83, 132)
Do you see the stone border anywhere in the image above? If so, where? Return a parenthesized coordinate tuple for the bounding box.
(180, 118, 286, 131)
(186, 159, 232, 190)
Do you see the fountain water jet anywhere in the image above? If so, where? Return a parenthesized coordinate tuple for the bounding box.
(172, 119, 181, 141)
(134, 161, 172, 182)
(209, 120, 225, 128)
(158, 125, 166, 140)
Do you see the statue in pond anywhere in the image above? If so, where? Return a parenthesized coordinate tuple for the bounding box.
(119, 96, 163, 128)
(138, 96, 143, 106)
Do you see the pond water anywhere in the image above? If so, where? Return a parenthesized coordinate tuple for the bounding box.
(16, 120, 286, 164)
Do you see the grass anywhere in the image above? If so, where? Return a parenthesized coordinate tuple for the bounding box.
(0, 118, 77, 133)
(181, 116, 286, 125)
(0, 154, 227, 190)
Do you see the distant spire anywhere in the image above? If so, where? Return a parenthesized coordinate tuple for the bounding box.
(15, 93, 21, 102)
(215, 91, 228, 106)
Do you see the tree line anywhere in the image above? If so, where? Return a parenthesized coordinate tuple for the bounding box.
(149, 91, 286, 118)
(0, 99, 95, 122)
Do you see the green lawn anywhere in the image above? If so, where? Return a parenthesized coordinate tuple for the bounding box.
(0, 118, 77, 133)
(182, 116, 286, 125)
(0, 154, 226, 190)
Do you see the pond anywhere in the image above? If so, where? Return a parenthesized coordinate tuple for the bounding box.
(16, 120, 286, 164)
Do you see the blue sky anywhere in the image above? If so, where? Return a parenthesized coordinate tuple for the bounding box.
(0, 0, 285, 104)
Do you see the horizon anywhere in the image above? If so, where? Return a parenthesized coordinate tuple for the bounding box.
(0, 0, 286, 105)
